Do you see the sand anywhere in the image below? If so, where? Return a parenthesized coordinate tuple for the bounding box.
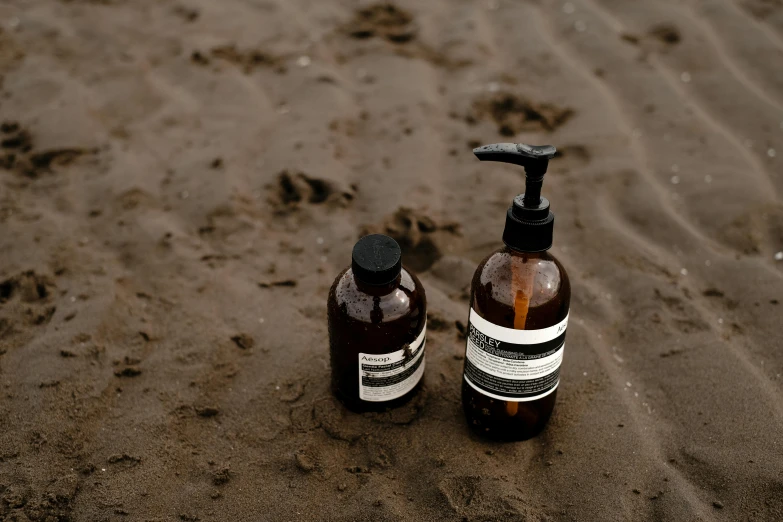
(0, 0, 782, 520)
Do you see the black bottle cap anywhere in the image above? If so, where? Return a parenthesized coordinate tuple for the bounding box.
(473, 143, 557, 252)
(352, 234, 402, 285)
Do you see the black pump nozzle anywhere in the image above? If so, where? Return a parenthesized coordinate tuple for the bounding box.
(473, 142, 558, 253)
(473, 143, 556, 207)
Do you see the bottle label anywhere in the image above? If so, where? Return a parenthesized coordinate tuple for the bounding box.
(464, 309, 568, 402)
(359, 324, 426, 402)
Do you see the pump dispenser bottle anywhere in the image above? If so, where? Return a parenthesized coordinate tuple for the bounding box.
(328, 234, 427, 413)
(462, 143, 570, 441)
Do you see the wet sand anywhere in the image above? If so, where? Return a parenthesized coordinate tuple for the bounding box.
(1, 0, 782, 520)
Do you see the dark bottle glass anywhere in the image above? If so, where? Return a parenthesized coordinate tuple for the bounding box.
(328, 234, 427, 413)
(462, 247, 570, 440)
(461, 142, 571, 441)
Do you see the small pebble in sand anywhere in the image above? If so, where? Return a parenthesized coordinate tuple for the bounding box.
(680, 268, 688, 276)
(704, 174, 712, 183)
(718, 318, 724, 324)
(670, 175, 680, 184)
(231, 334, 254, 350)
(258, 317, 265, 324)
(316, 237, 324, 245)
(626, 381, 632, 387)
(583, 372, 587, 376)
(563, 3, 575, 14)
(320, 256, 327, 262)
(670, 164, 679, 173)
(295, 451, 316, 472)
(774, 251, 783, 261)
(179, 190, 189, 199)
(487, 82, 499, 93)
(680, 72, 691, 83)
(768, 148, 776, 158)
(8, 17, 20, 28)
(277, 105, 290, 115)
(574, 20, 587, 32)
(705, 259, 712, 266)
(713, 501, 724, 509)
(296, 55, 311, 68)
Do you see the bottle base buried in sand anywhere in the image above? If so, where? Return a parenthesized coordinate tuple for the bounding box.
(462, 384, 557, 441)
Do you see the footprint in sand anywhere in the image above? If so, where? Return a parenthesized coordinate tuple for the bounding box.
(438, 475, 548, 519)
(468, 92, 575, 137)
(0, 122, 96, 179)
(270, 170, 355, 212)
(191, 45, 287, 74)
(338, 3, 471, 70)
(0, 271, 57, 343)
(360, 207, 461, 273)
(343, 3, 418, 43)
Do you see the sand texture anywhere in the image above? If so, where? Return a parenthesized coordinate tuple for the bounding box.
(1, 0, 782, 520)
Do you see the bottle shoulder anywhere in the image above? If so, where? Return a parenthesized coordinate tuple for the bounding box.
(471, 247, 570, 329)
(328, 267, 426, 326)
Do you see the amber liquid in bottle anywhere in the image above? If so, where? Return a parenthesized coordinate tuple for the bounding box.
(462, 246, 570, 441)
(328, 267, 426, 413)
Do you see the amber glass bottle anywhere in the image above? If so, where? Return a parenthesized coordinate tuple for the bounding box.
(462, 143, 571, 441)
(328, 234, 427, 413)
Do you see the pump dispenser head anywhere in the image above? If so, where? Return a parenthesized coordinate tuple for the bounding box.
(473, 143, 557, 252)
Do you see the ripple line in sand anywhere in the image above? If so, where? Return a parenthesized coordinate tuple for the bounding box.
(572, 316, 716, 520)
(534, 2, 783, 418)
(582, 0, 780, 199)
(592, 196, 783, 412)
(647, 54, 780, 198)
(682, 3, 783, 112)
(531, 8, 739, 262)
(724, 0, 783, 54)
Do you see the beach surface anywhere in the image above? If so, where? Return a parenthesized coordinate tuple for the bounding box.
(1, 0, 782, 520)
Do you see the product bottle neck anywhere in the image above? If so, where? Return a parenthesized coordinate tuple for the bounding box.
(353, 272, 402, 296)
